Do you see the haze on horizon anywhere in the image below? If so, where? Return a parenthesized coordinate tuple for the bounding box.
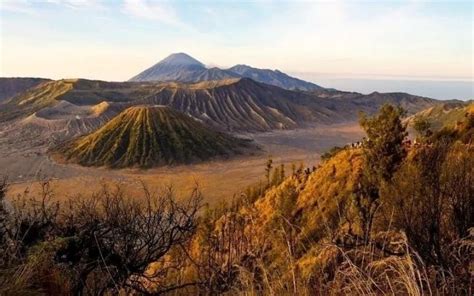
(0, 0, 472, 99)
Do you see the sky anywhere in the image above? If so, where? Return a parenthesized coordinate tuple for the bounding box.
(0, 0, 472, 99)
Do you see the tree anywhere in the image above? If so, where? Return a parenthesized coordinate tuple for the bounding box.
(57, 184, 202, 295)
(0, 177, 8, 266)
(382, 142, 473, 271)
(280, 164, 285, 182)
(0, 181, 202, 295)
(291, 163, 296, 175)
(321, 146, 344, 161)
(359, 104, 408, 182)
(265, 158, 273, 186)
(413, 116, 432, 138)
(356, 104, 407, 242)
(270, 164, 286, 186)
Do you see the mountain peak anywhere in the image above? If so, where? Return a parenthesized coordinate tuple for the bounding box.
(129, 53, 324, 91)
(160, 53, 204, 67)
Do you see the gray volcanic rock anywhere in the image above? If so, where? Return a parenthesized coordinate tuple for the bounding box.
(227, 64, 323, 91)
(0, 77, 442, 134)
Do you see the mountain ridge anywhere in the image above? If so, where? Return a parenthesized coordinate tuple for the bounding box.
(228, 64, 323, 91)
(0, 78, 444, 134)
(0, 77, 52, 103)
(129, 53, 324, 91)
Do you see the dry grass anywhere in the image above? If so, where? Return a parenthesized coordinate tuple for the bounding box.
(6, 124, 363, 206)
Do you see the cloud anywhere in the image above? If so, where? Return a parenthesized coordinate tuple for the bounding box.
(0, 0, 104, 14)
(45, 0, 105, 10)
(121, 0, 185, 27)
(0, 0, 36, 14)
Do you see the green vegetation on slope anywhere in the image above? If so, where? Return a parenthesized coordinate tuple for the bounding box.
(408, 101, 473, 132)
(55, 106, 255, 168)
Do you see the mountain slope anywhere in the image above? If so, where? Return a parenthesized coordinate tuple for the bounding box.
(137, 78, 341, 131)
(139, 79, 441, 132)
(246, 148, 363, 243)
(129, 53, 239, 82)
(228, 64, 323, 91)
(54, 106, 255, 168)
(0, 79, 158, 123)
(406, 101, 473, 130)
(0, 78, 442, 133)
(0, 77, 51, 103)
(0, 79, 76, 122)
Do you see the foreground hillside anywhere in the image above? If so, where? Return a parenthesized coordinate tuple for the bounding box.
(55, 106, 255, 168)
(1, 104, 471, 295)
(182, 105, 473, 295)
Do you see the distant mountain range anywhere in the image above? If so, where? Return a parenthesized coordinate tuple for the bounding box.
(227, 64, 323, 91)
(129, 53, 323, 91)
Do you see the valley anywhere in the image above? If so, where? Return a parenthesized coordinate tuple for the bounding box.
(3, 123, 363, 205)
(0, 53, 465, 206)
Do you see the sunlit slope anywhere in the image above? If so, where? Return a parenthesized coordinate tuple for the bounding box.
(0, 79, 145, 123)
(251, 149, 363, 243)
(407, 101, 474, 130)
(0, 80, 75, 122)
(55, 106, 255, 168)
(139, 78, 337, 131)
(0, 77, 51, 103)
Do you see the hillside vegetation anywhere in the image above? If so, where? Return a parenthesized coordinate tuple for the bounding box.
(184, 104, 473, 295)
(407, 101, 473, 131)
(55, 106, 255, 168)
(1, 104, 472, 295)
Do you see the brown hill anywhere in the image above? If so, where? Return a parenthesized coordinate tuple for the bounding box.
(54, 106, 256, 168)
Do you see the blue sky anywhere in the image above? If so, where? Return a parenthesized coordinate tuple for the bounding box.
(0, 0, 472, 87)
